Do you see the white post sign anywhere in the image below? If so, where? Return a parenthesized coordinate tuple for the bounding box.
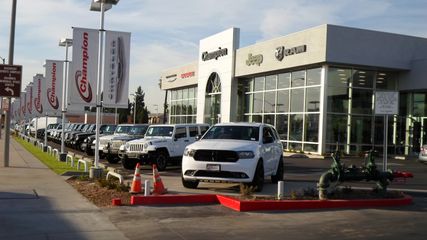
(375, 91, 399, 172)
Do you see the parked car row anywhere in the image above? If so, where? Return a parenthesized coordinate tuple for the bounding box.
(15, 121, 285, 191)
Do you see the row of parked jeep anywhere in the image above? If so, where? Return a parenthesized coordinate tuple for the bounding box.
(40, 122, 284, 191)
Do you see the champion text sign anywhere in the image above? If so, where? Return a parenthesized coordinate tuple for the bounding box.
(33, 74, 44, 117)
(69, 27, 99, 106)
(44, 60, 63, 115)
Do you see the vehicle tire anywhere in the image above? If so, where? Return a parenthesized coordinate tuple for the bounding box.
(122, 156, 139, 170)
(181, 174, 199, 189)
(154, 151, 168, 171)
(246, 160, 264, 192)
(106, 154, 120, 164)
(271, 156, 284, 183)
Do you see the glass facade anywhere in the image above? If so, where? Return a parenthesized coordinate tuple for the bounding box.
(325, 66, 406, 155)
(169, 86, 197, 124)
(238, 67, 321, 152)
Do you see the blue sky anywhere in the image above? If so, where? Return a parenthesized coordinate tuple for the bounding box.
(1, 0, 427, 113)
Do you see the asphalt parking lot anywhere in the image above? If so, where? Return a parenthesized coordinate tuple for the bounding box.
(47, 139, 427, 240)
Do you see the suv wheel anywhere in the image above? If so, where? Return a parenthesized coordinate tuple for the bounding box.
(106, 155, 120, 164)
(181, 174, 199, 189)
(155, 151, 168, 171)
(246, 160, 264, 192)
(271, 156, 284, 183)
(121, 156, 138, 170)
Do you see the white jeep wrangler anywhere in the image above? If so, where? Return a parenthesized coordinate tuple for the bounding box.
(119, 124, 210, 170)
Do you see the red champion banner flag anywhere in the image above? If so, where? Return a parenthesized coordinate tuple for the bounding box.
(102, 30, 131, 108)
(69, 27, 99, 107)
(25, 83, 34, 119)
(44, 60, 64, 116)
(20, 91, 26, 119)
(33, 74, 44, 117)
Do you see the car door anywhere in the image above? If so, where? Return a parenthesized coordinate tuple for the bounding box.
(261, 126, 277, 174)
(173, 126, 189, 157)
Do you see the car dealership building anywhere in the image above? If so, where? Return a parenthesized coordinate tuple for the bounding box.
(160, 24, 427, 156)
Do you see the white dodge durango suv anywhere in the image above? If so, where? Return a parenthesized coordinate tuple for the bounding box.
(182, 122, 284, 191)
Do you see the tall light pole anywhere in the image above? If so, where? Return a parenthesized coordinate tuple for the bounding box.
(90, 0, 120, 178)
(0, 56, 4, 139)
(58, 38, 72, 161)
(3, 0, 17, 167)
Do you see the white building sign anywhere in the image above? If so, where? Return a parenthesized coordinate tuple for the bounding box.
(375, 91, 399, 115)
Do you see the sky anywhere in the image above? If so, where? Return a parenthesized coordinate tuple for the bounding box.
(1, 0, 427, 113)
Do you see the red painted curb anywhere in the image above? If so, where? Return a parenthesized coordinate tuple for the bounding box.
(130, 194, 413, 212)
(218, 195, 413, 212)
(112, 198, 122, 206)
(130, 194, 218, 205)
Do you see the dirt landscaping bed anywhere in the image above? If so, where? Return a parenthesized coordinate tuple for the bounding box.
(66, 176, 133, 207)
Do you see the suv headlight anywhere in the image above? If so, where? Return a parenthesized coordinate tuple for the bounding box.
(237, 151, 255, 159)
(125, 142, 130, 149)
(183, 148, 196, 157)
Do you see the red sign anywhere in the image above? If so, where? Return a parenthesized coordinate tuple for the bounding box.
(0, 64, 22, 98)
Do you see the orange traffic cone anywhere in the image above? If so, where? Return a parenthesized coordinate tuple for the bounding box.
(152, 164, 167, 195)
(130, 163, 143, 194)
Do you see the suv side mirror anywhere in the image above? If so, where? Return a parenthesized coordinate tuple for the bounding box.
(174, 137, 178, 141)
(263, 136, 274, 144)
(195, 135, 201, 141)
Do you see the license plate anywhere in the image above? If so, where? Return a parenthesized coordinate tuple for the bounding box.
(206, 164, 220, 171)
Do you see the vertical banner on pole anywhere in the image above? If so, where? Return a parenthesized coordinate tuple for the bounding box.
(33, 74, 44, 117)
(44, 60, 64, 116)
(69, 27, 99, 107)
(375, 91, 399, 171)
(26, 83, 34, 119)
(20, 91, 26, 120)
(102, 30, 131, 108)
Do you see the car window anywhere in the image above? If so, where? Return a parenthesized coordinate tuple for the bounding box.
(263, 127, 275, 144)
(189, 127, 198, 137)
(145, 126, 174, 137)
(130, 125, 148, 135)
(175, 127, 187, 139)
(115, 125, 132, 134)
(203, 126, 259, 141)
(200, 126, 209, 135)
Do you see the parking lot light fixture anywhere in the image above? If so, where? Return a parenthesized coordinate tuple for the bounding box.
(90, 0, 119, 178)
(58, 38, 72, 161)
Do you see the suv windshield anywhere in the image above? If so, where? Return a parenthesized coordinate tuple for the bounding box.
(145, 126, 174, 137)
(115, 125, 132, 134)
(102, 125, 117, 133)
(129, 125, 148, 135)
(202, 126, 259, 141)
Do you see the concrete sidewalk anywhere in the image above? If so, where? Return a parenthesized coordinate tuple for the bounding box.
(0, 136, 129, 240)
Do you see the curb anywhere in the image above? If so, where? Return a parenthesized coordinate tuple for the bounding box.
(130, 194, 413, 212)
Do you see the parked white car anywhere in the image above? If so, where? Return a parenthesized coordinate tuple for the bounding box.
(181, 122, 284, 191)
(119, 124, 210, 170)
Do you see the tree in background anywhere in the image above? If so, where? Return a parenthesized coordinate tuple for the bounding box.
(133, 86, 149, 123)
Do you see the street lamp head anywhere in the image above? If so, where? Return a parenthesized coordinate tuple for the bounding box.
(90, 0, 120, 11)
(58, 38, 73, 47)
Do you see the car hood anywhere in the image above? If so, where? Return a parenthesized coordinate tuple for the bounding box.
(127, 136, 171, 144)
(111, 135, 144, 141)
(187, 139, 259, 151)
(99, 134, 127, 141)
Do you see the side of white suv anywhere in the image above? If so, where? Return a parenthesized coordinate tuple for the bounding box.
(181, 122, 284, 191)
(119, 124, 210, 171)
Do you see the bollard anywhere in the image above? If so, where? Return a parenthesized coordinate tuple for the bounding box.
(277, 181, 284, 200)
(144, 180, 151, 196)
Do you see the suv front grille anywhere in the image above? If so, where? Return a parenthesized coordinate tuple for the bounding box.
(193, 150, 238, 162)
(129, 143, 144, 152)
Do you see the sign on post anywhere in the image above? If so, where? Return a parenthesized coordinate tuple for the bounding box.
(375, 91, 399, 115)
(0, 64, 22, 98)
(375, 91, 399, 172)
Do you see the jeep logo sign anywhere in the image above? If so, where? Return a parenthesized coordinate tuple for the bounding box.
(246, 53, 263, 66)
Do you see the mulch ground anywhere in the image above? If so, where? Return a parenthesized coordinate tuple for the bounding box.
(66, 177, 133, 207)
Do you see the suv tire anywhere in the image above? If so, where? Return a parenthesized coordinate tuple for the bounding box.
(246, 160, 264, 192)
(271, 156, 284, 183)
(155, 151, 168, 171)
(121, 156, 138, 170)
(181, 174, 199, 189)
(106, 154, 120, 164)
